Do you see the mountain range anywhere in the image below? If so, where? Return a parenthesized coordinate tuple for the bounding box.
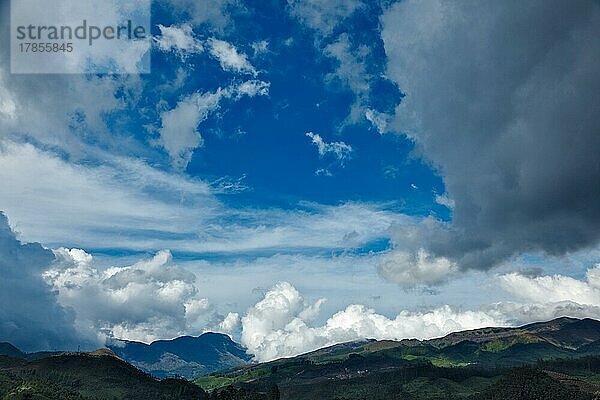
(107, 332, 253, 379)
(197, 317, 600, 399)
(1, 317, 600, 399)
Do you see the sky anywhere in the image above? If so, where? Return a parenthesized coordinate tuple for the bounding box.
(0, 0, 599, 362)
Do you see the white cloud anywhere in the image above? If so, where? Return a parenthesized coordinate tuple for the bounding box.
(241, 281, 502, 362)
(365, 109, 390, 134)
(158, 90, 222, 170)
(378, 248, 459, 288)
(241, 272, 600, 361)
(498, 265, 600, 306)
(218, 312, 240, 336)
(235, 80, 270, 98)
(324, 33, 372, 125)
(0, 67, 132, 156)
(160, 0, 237, 30)
(207, 38, 257, 76)
(288, 0, 363, 36)
(44, 248, 211, 344)
(315, 168, 333, 177)
(0, 141, 407, 255)
(306, 131, 353, 162)
(158, 80, 270, 169)
(251, 40, 269, 55)
(155, 24, 203, 58)
(0, 140, 219, 250)
(434, 194, 455, 210)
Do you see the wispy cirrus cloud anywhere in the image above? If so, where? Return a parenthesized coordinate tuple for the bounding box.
(0, 140, 402, 254)
(306, 131, 352, 163)
(154, 24, 203, 58)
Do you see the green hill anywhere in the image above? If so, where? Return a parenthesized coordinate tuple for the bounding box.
(0, 352, 208, 400)
(195, 317, 600, 400)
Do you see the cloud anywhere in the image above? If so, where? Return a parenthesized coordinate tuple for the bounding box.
(0, 213, 86, 352)
(377, 248, 459, 288)
(0, 141, 407, 255)
(158, 80, 270, 169)
(251, 40, 269, 56)
(0, 140, 219, 250)
(241, 273, 600, 361)
(434, 194, 455, 210)
(155, 24, 203, 58)
(287, 4, 399, 131)
(365, 109, 390, 134)
(498, 264, 600, 306)
(241, 281, 501, 361)
(235, 80, 270, 98)
(380, 0, 600, 274)
(0, 67, 131, 156)
(44, 248, 211, 344)
(207, 38, 257, 76)
(324, 33, 372, 125)
(218, 312, 240, 336)
(160, 0, 238, 30)
(306, 131, 353, 162)
(158, 90, 222, 170)
(287, 0, 363, 36)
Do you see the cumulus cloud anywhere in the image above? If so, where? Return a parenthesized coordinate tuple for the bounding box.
(44, 248, 211, 344)
(380, 0, 600, 275)
(241, 274, 600, 361)
(306, 131, 353, 163)
(207, 38, 257, 76)
(218, 312, 240, 336)
(154, 24, 203, 58)
(0, 213, 85, 351)
(241, 281, 501, 361)
(498, 264, 600, 306)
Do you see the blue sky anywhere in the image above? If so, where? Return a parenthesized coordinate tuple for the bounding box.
(0, 0, 599, 359)
(132, 1, 442, 214)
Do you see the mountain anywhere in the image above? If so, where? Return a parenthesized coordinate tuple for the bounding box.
(1, 317, 599, 399)
(0, 351, 208, 400)
(196, 317, 600, 399)
(426, 317, 600, 349)
(0, 342, 24, 358)
(108, 332, 253, 379)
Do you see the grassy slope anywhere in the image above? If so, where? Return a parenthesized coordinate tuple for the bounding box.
(0, 354, 208, 400)
(195, 318, 600, 399)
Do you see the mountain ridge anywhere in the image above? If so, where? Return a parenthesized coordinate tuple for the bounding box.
(195, 316, 600, 399)
(108, 331, 253, 379)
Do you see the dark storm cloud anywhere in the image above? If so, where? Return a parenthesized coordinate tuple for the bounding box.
(0, 212, 82, 351)
(381, 0, 600, 273)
